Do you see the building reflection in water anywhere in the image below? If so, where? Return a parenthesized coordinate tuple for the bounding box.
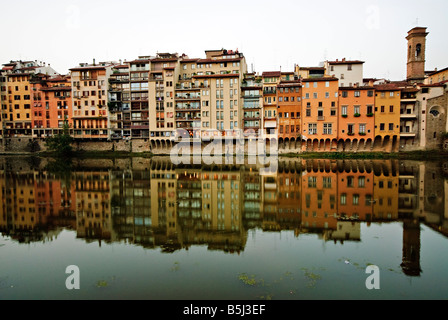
(1, 157, 448, 277)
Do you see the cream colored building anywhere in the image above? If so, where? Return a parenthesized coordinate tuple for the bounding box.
(71, 61, 116, 140)
(324, 59, 364, 87)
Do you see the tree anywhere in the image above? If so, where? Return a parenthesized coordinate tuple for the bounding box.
(45, 120, 74, 157)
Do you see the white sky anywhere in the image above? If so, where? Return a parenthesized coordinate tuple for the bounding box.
(1, 0, 447, 80)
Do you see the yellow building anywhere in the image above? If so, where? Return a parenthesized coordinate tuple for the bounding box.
(373, 161, 399, 221)
(425, 67, 448, 85)
(373, 84, 401, 152)
(1, 61, 58, 137)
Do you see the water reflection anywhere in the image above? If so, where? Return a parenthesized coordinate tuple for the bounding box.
(1, 157, 448, 278)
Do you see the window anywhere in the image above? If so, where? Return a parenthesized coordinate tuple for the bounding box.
(390, 105, 394, 112)
(359, 124, 366, 134)
(308, 123, 317, 135)
(358, 176, 365, 188)
(354, 91, 360, 97)
(341, 106, 347, 116)
(354, 106, 360, 115)
(389, 123, 394, 131)
(380, 123, 385, 131)
(341, 194, 347, 205)
(348, 64, 352, 71)
(342, 91, 348, 98)
(323, 123, 332, 135)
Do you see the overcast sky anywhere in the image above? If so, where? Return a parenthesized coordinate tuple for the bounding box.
(1, 0, 446, 80)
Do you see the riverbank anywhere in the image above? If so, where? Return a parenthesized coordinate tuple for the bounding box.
(1, 149, 447, 162)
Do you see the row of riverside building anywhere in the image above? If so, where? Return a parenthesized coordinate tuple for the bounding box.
(1, 27, 448, 153)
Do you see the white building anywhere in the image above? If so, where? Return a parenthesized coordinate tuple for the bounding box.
(324, 58, 364, 87)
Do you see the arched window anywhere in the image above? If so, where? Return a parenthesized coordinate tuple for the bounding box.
(416, 44, 422, 60)
(430, 108, 440, 117)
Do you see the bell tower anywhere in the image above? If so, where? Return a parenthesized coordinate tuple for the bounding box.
(406, 27, 428, 83)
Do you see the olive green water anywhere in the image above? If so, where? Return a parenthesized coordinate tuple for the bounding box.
(1, 156, 447, 300)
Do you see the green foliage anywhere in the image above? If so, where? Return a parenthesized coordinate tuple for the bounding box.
(45, 121, 74, 157)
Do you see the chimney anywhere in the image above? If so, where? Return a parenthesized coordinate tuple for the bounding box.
(342, 58, 346, 62)
(93, 58, 96, 66)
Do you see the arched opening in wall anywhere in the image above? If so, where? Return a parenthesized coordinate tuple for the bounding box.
(278, 138, 284, 150)
(415, 43, 422, 60)
(345, 139, 352, 152)
(366, 138, 373, 151)
(151, 140, 156, 149)
(284, 138, 290, 150)
(429, 106, 442, 118)
(319, 139, 325, 152)
(373, 136, 383, 151)
(325, 139, 331, 151)
(290, 137, 296, 149)
(313, 139, 319, 152)
(306, 139, 312, 151)
(383, 135, 391, 152)
(352, 139, 359, 152)
(392, 135, 399, 152)
(331, 139, 338, 151)
(359, 138, 366, 152)
(338, 139, 345, 152)
(408, 45, 412, 61)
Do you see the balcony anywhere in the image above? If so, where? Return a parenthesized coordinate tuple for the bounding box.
(176, 105, 200, 111)
(317, 116, 325, 121)
(400, 132, 416, 138)
(176, 117, 201, 122)
(263, 89, 277, 95)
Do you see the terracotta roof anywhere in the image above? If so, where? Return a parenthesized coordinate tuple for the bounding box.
(151, 58, 179, 63)
(262, 71, 281, 77)
(374, 84, 401, 91)
(302, 76, 338, 82)
(128, 59, 150, 64)
(40, 86, 72, 92)
(339, 86, 375, 90)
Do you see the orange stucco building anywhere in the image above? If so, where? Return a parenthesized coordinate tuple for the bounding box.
(301, 77, 339, 151)
(338, 86, 375, 146)
(31, 74, 72, 137)
(277, 80, 302, 145)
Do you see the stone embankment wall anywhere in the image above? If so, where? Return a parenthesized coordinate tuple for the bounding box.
(0, 137, 444, 155)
